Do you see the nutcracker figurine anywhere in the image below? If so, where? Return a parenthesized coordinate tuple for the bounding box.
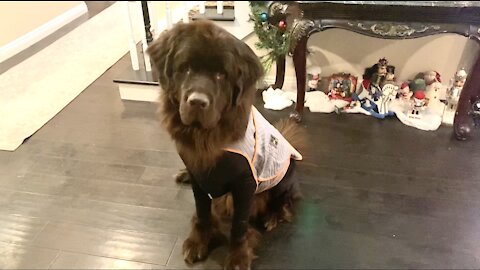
(446, 68, 467, 111)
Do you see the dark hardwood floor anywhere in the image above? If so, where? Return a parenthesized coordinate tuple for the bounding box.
(1, 48, 480, 268)
(1, 11, 480, 267)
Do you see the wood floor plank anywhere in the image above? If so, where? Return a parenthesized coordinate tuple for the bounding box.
(25, 156, 146, 183)
(299, 182, 480, 221)
(0, 242, 60, 269)
(50, 251, 158, 269)
(0, 215, 48, 246)
(32, 222, 177, 266)
(253, 222, 479, 269)
(17, 139, 181, 168)
(297, 165, 480, 202)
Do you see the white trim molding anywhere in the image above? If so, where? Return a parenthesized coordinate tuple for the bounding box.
(0, 2, 88, 63)
(118, 83, 160, 103)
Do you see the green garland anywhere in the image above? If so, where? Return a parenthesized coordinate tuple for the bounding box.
(248, 2, 290, 73)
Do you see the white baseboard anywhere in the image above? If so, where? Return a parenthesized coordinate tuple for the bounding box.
(0, 2, 88, 63)
(118, 83, 160, 102)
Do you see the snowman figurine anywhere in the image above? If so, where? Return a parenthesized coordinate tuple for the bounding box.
(424, 71, 445, 104)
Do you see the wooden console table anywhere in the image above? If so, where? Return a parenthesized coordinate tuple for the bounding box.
(269, 1, 480, 141)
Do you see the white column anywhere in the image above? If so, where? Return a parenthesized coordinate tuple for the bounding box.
(217, 1, 223, 14)
(199, 1, 205, 14)
(125, 1, 139, 71)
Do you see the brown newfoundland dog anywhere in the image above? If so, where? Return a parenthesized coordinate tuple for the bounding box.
(147, 20, 306, 269)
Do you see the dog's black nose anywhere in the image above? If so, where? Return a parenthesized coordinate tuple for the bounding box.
(187, 93, 210, 109)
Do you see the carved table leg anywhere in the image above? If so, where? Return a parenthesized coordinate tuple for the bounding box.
(272, 55, 286, 89)
(454, 51, 480, 141)
(290, 36, 308, 122)
(141, 1, 153, 44)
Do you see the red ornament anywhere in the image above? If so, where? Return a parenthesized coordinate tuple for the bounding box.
(278, 20, 286, 30)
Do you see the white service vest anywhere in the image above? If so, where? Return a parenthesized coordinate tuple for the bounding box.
(224, 107, 303, 193)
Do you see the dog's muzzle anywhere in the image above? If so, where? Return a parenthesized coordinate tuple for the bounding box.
(186, 92, 210, 110)
(180, 91, 217, 128)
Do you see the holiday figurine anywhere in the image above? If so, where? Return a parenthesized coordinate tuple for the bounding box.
(376, 57, 388, 77)
(378, 83, 398, 115)
(362, 57, 389, 101)
(473, 98, 480, 127)
(328, 80, 343, 98)
(409, 78, 427, 94)
(424, 70, 445, 103)
(308, 73, 320, 92)
(424, 70, 441, 85)
(327, 73, 356, 100)
(446, 68, 467, 111)
(383, 65, 396, 86)
(408, 90, 427, 119)
(398, 82, 413, 101)
(368, 73, 383, 101)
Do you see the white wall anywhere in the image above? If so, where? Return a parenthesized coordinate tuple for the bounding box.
(244, 28, 480, 87)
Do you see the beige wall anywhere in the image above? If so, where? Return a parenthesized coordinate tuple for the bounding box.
(245, 28, 480, 86)
(150, 1, 184, 19)
(0, 1, 84, 47)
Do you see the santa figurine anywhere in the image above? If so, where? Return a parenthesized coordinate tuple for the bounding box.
(408, 90, 427, 119)
(398, 82, 412, 101)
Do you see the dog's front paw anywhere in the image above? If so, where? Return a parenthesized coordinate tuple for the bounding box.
(175, 169, 191, 184)
(182, 237, 209, 265)
(263, 204, 293, 231)
(224, 243, 256, 270)
(264, 214, 279, 232)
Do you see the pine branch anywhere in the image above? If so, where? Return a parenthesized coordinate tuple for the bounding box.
(249, 4, 290, 73)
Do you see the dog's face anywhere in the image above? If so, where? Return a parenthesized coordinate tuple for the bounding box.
(147, 20, 264, 130)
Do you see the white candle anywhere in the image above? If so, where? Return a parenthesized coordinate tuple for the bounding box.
(199, 1, 205, 14)
(217, 1, 223, 14)
(165, 1, 172, 29)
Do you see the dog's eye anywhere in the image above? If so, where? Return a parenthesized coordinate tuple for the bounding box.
(179, 64, 190, 74)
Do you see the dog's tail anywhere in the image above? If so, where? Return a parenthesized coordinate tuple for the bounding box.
(275, 118, 309, 157)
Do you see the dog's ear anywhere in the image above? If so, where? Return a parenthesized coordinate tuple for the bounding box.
(147, 25, 183, 91)
(228, 40, 264, 106)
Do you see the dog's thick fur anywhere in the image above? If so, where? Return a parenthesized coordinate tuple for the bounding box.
(147, 20, 307, 269)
